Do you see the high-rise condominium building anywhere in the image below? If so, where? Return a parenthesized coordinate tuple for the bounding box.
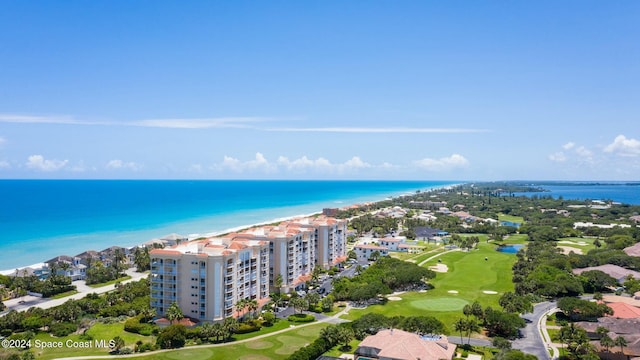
(150, 216, 346, 321)
(150, 237, 269, 322)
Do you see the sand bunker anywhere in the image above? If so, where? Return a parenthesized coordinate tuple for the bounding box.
(483, 290, 498, 294)
(558, 240, 588, 246)
(419, 290, 427, 293)
(388, 296, 402, 301)
(448, 290, 459, 294)
(429, 264, 449, 273)
(558, 246, 583, 255)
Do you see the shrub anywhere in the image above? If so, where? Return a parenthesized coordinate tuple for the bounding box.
(288, 314, 315, 323)
(50, 322, 77, 337)
(156, 324, 186, 349)
(124, 315, 156, 335)
(235, 322, 262, 334)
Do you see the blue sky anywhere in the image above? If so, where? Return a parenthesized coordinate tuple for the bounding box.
(0, 1, 638, 180)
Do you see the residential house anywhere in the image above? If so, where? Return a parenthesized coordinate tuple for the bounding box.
(45, 255, 86, 281)
(354, 244, 388, 261)
(624, 242, 640, 257)
(414, 227, 448, 242)
(572, 264, 640, 283)
(355, 329, 456, 360)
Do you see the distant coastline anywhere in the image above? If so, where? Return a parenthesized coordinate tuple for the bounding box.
(0, 180, 456, 271)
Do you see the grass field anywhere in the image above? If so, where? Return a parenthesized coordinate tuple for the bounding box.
(342, 235, 518, 332)
(498, 213, 524, 224)
(556, 237, 599, 254)
(33, 322, 154, 360)
(134, 323, 328, 360)
(88, 275, 132, 288)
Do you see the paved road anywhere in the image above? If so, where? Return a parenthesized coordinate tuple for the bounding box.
(512, 301, 556, 360)
(1, 268, 148, 315)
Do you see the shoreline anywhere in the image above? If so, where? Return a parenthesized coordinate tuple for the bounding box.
(1, 183, 457, 274)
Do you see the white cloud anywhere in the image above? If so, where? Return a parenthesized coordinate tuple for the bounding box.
(268, 127, 489, 134)
(25, 155, 68, 171)
(549, 152, 567, 162)
(562, 142, 575, 150)
(133, 117, 265, 129)
(413, 154, 470, 171)
(604, 135, 640, 157)
(575, 146, 593, 158)
(0, 160, 10, 169)
(0, 136, 5, 146)
(218, 152, 277, 173)
(106, 159, 140, 171)
(343, 156, 371, 169)
(277, 156, 332, 170)
(0, 113, 266, 130)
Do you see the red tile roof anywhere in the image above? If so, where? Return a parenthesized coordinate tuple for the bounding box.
(607, 302, 640, 319)
(357, 329, 455, 360)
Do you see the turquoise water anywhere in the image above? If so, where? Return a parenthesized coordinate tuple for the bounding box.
(0, 180, 455, 270)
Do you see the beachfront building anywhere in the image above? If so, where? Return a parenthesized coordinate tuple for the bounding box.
(291, 216, 347, 269)
(150, 236, 270, 322)
(235, 216, 348, 293)
(237, 223, 316, 293)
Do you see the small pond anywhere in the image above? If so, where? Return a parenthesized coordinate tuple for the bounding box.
(496, 244, 524, 254)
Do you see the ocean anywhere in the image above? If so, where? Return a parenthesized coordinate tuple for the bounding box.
(0, 180, 454, 271)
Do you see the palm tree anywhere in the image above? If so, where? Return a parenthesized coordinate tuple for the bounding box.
(199, 322, 215, 341)
(223, 317, 238, 339)
(336, 326, 354, 349)
(454, 318, 466, 343)
(465, 318, 481, 345)
(600, 334, 614, 353)
(246, 299, 258, 320)
(211, 322, 227, 342)
(274, 274, 283, 292)
(112, 248, 126, 272)
(614, 336, 627, 355)
(166, 301, 184, 324)
(111, 336, 125, 353)
(235, 298, 247, 319)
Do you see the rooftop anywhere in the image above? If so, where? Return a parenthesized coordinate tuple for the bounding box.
(357, 329, 455, 360)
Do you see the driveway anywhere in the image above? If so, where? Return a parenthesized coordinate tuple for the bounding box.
(512, 301, 556, 360)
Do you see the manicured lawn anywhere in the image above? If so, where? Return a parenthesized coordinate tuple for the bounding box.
(49, 290, 79, 299)
(134, 323, 328, 360)
(323, 338, 360, 358)
(342, 239, 517, 332)
(502, 234, 529, 244)
(33, 322, 154, 360)
(88, 275, 132, 288)
(498, 213, 524, 224)
(231, 319, 296, 341)
(556, 237, 599, 253)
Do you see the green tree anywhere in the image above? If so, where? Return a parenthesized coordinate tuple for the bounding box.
(290, 297, 308, 314)
(454, 318, 466, 343)
(320, 296, 334, 312)
(111, 336, 125, 353)
(165, 301, 184, 324)
(336, 326, 354, 349)
(156, 324, 186, 349)
(614, 336, 627, 355)
(274, 274, 283, 292)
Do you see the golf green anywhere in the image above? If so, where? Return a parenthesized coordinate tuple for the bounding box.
(410, 297, 469, 311)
